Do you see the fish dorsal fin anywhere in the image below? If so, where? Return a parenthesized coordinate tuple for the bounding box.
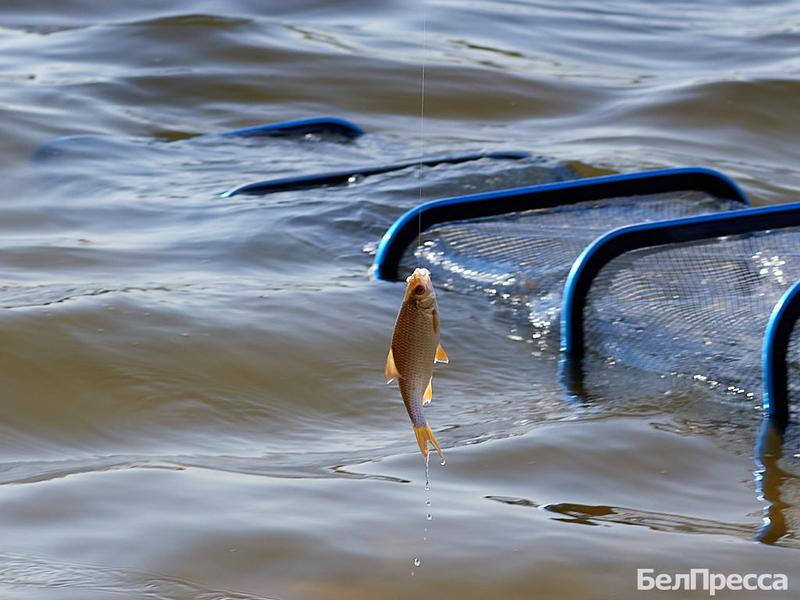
(434, 343, 449, 364)
(385, 348, 401, 384)
(423, 377, 433, 405)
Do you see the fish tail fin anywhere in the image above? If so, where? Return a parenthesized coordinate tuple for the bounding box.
(413, 423, 444, 462)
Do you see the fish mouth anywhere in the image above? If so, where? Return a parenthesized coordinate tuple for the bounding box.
(404, 267, 435, 304)
(406, 267, 431, 285)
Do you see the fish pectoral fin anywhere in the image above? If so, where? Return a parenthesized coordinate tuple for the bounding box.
(434, 343, 449, 364)
(385, 348, 401, 384)
(414, 423, 444, 462)
(423, 377, 433, 405)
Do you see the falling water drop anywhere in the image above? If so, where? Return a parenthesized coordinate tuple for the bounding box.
(440, 457, 446, 466)
(417, 449, 432, 572)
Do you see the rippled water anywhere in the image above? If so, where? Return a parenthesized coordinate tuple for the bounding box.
(2, 1, 800, 598)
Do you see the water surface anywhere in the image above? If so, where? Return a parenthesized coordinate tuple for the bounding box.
(1, 1, 799, 598)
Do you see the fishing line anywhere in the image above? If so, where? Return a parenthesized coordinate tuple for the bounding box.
(416, 1, 427, 267)
(411, 5, 430, 579)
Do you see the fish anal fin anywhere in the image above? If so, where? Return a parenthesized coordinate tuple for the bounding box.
(434, 343, 449, 364)
(423, 377, 433, 405)
(385, 348, 401, 384)
(414, 424, 444, 462)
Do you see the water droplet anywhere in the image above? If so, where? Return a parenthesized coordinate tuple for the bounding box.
(413, 558, 421, 567)
(440, 458, 446, 466)
(424, 482, 430, 491)
(426, 513, 432, 520)
(426, 500, 431, 507)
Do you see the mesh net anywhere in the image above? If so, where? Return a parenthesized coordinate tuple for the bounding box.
(584, 228, 800, 406)
(397, 190, 800, 410)
(406, 191, 741, 342)
(788, 320, 800, 416)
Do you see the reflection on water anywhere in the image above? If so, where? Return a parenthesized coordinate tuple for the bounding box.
(565, 358, 800, 548)
(755, 421, 797, 546)
(487, 495, 759, 539)
(486, 418, 800, 550)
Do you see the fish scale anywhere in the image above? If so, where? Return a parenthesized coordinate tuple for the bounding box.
(394, 301, 438, 427)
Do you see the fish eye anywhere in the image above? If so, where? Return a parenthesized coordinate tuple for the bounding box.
(414, 284, 425, 295)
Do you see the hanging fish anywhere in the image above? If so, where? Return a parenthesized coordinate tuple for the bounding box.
(385, 267, 449, 461)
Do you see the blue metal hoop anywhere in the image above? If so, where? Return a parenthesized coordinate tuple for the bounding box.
(560, 201, 800, 429)
(372, 167, 748, 281)
(762, 280, 800, 430)
(561, 202, 800, 361)
(222, 150, 530, 197)
(217, 116, 364, 139)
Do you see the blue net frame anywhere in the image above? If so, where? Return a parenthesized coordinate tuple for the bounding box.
(372, 167, 748, 281)
(562, 202, 800, 430)
(763, 279, 800, 430)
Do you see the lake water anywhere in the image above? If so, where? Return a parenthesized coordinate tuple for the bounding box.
(1, 1, 799, 598)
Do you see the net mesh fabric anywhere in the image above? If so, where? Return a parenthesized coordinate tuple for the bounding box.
(408, 191, 741, 339)
(584, 229, 800, 404)
(784, 305, 800, 413)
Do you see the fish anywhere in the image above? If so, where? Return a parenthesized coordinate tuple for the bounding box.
(385, 267, 449, 461)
